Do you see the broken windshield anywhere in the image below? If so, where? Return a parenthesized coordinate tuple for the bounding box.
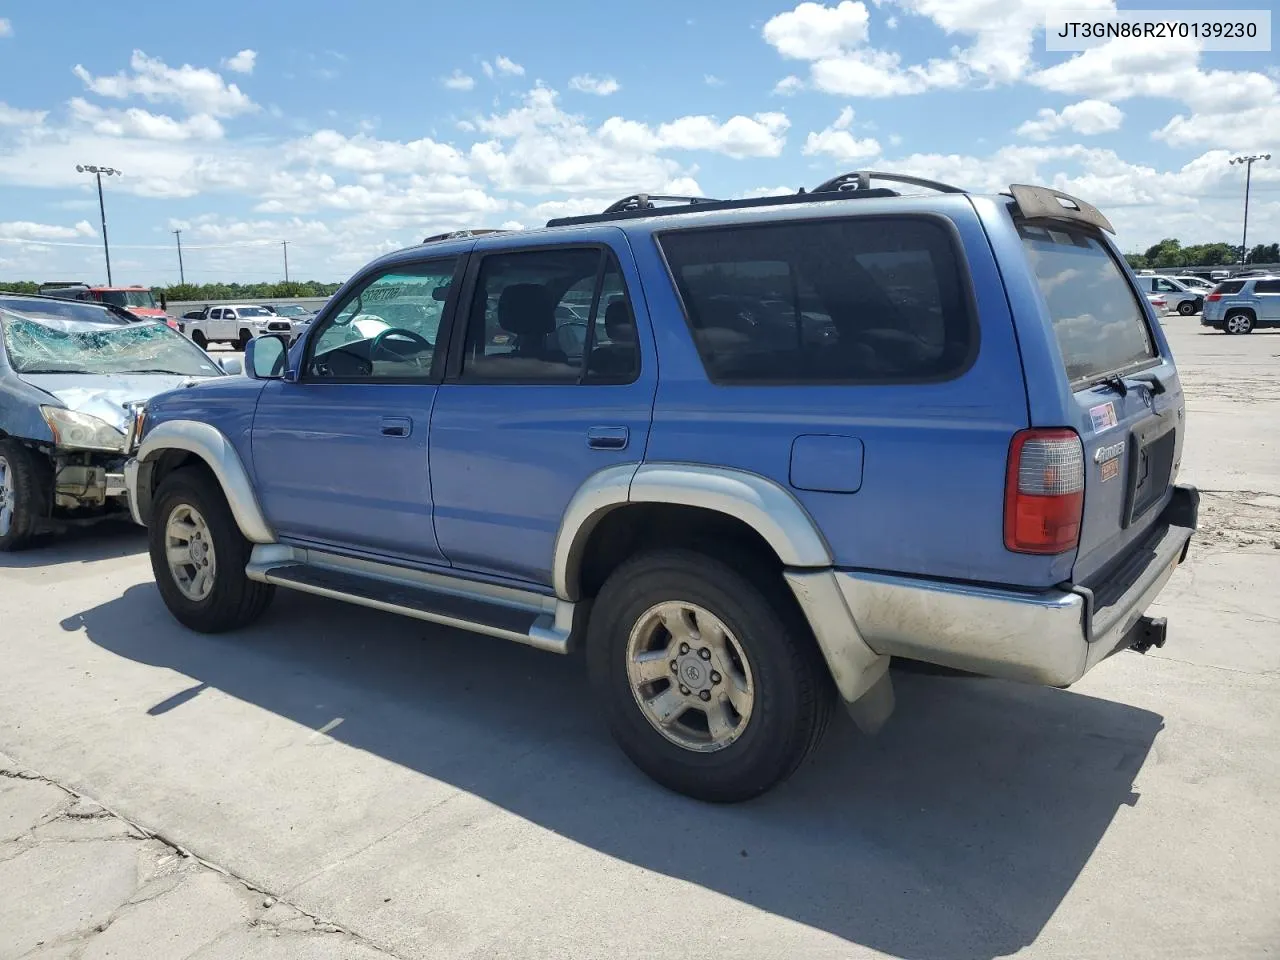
(1, 313, 221, 377)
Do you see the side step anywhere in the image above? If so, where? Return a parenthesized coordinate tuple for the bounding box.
(245, 546, 574, 654)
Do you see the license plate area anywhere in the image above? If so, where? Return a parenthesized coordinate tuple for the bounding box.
(1124, 421, 1176, 527)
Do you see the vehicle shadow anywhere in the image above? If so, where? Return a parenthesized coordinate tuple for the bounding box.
(0, 520, 146, 569)
(70, 584, 1163, 960)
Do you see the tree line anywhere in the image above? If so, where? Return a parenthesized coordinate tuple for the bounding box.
(1124, 240, 1280, 271)
(0, 280, 343, 300)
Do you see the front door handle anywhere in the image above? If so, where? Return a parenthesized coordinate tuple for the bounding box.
(381, 416, 412, 438)
(587, 425, 629, 450)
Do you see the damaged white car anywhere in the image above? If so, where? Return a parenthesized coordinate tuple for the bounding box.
(0, 296, 236, 550)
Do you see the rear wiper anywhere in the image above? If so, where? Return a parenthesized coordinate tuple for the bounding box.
(1092, 374, 1128, 396)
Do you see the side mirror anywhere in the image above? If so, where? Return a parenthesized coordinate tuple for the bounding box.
(218, 356, 244, 376)
(245, 335, 289, 380)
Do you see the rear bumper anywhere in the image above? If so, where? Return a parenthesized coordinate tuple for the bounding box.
(798, 485, 1198, 689)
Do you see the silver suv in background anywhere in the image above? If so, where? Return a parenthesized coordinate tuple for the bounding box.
(1134, 275, 1202, 316)
(1202, 276, 1280, 334)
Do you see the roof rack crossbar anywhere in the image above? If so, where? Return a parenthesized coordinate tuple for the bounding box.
(602, 194, 722, 214)
(812, 170, 966, 195)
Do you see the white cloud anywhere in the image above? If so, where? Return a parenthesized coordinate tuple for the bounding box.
(0, 220, 95, 240)
(885, 15, 898, 29)
(773, 75, 805, 96)
(763, 1, 870, 59)
(72, 50, 257, 118)
(481, 60, 495, 79)
(69, 98, 225, 141)
(1017, 100, 1124, 141)
(656, 112, 791, 158)
(803, 106, 881, 162)
(738, 185, 798, 199)
(222, 49, 256, 74)
(568, 74, 620, 96)
(287, 129, 467, 175)
(0, 18, 11, 37)
(704, 74, 724, 87)
(0, 102, 46, 127)
(494, 55, 525, 77)
(443, 70, 475, 91)
(1154, 104, 1280, 151)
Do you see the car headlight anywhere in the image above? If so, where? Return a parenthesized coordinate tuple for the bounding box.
(40, 406, 127, 453)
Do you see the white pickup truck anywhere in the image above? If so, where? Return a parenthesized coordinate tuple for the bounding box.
(178, 304, 291, 349)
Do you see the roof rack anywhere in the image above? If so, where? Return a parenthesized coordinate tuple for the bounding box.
(811, 171, 965, 195)
(602, 194, 722, 213)
(544, 171, 1116, 236)
(422, 228, 509, 244)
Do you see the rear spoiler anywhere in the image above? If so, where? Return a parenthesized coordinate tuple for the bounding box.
(1009, 184, 1115, 235)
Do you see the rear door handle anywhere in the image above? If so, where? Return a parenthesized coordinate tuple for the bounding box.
(381, 416, 412, 438)
(587, 426, 629, 450)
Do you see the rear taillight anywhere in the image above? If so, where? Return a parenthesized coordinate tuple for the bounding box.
(1004, 429, 1084, 555)
(1205, 293, 1222, 302)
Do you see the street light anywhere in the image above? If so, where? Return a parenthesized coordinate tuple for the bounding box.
(1229, 154, 1270, 265)
(75, 164, 121, 285)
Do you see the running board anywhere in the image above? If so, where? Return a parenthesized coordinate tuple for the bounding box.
(245, 544, 574, 654)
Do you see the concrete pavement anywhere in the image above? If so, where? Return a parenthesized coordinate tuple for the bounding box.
(1, 322, 1277, 959)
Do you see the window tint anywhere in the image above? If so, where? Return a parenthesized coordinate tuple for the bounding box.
(659, 217, 974, 384)
(307, 259, 455, 380)
(1254, 280, 1280, 294)
(1213, 280, 1245, 295)
(1019, 224, 1155, 382)
(461, 247, 639, 384)
(1154, 278, 1180, 293)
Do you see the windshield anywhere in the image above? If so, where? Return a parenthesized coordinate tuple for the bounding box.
(0, 297, 124, 325)
(275, 304, 309, 317)
(98, 290, 158, 309)
(1, 314, 221, 376)
(235, 306, 273, 318)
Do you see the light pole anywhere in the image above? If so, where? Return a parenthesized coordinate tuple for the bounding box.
(76, 164, 121, 285)
(1229, 154, 1270, 265)
(172, 229, 185, 285)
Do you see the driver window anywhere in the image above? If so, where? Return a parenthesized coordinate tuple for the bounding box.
(307, 258, 457, 380)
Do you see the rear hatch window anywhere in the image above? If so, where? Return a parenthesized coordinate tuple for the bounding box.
(1019, 224, 1155, 382)
(1212, 280, 1245, 295)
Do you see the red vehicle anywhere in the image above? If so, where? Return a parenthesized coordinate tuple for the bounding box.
(37, 282, 171, 323)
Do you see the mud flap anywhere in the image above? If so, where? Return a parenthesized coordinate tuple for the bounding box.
(845, 667, 895, 735)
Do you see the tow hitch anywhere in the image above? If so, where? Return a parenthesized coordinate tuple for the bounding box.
(1129, 616, 1168, 654)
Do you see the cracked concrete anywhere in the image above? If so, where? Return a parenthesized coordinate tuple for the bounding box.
(0, 760, 399, 960)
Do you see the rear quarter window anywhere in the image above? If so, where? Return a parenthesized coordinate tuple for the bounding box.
(1019, 224, 1155, 383)
(658, 216, 976, 384)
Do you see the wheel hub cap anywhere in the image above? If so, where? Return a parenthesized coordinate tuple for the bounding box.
(626, 601, 756, 754)
(0, 457, 12, 538)
(165, 503, 216, 602)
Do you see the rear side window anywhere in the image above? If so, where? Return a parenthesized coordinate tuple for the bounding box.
(658, 217, 975, 384)
(1214, 281, 1245, 295)
(1019, 224, 1155, 382)
(1254, 280, 1280, 294)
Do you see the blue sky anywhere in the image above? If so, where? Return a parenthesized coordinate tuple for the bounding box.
(1, 0, 1277, 285)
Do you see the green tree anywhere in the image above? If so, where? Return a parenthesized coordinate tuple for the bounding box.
(1247, 242, 1279, 264)
(1123, 253, 1148, 270)
(1143, 239, 1184, 268)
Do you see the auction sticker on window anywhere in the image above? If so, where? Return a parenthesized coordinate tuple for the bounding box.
(1046, 9, 1271, 51)
(1089, 401, 1118, 431)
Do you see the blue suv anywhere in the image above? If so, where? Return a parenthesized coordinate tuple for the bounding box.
(125, 172, 1198, 802)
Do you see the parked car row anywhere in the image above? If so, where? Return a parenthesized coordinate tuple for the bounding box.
(1201, 276, 1280, 334)
(176, 303, 317, 347)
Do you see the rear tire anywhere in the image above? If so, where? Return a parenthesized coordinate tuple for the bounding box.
(586, 549, 832, 803)
(1224, 311, 1254, 335)
(0, 440, 49, 552)
(191, 330, 208, 349)
(148, 466, 274, 632)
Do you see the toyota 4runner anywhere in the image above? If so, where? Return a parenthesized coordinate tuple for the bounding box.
(124, 172, 1198, 802)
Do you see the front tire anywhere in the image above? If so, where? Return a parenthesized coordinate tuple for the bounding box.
(148, 466, 274, 632)
(237, 330, 253, 350)
(1177, 300, 1197, 316)
(1225, 311, 1254, 335)
(587, 549, 832, 803)
(0, 440, 49, 552)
